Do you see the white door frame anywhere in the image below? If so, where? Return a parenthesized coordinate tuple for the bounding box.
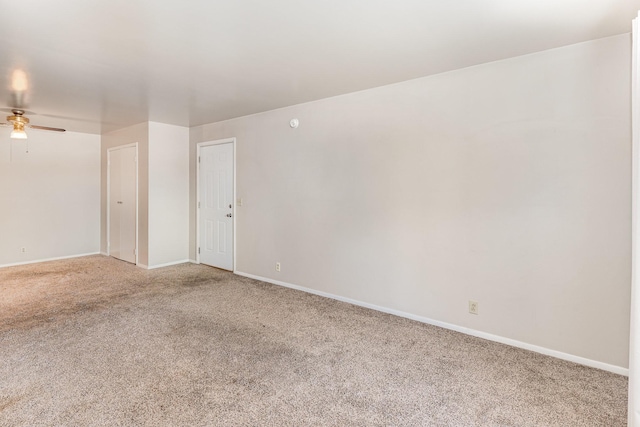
(107, 142, 139, 265)
(196, 137, 237, 271)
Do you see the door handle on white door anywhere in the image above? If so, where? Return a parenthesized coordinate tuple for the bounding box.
(226, 213, 232, 217)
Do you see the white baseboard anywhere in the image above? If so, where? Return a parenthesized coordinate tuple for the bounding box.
(0, 252, 101, 269)
(234, 271, 628, 376)
(141, 259, 192, 270)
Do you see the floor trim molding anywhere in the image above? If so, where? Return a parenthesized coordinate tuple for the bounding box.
(0, 252, 101, 269)
(141, 259, 192, 270)
(234, 271, 628, 376)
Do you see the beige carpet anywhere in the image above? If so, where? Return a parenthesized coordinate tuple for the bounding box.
(0, 255, 628, 426)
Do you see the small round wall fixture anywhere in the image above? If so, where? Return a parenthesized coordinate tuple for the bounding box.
(289, 118, 299, 129)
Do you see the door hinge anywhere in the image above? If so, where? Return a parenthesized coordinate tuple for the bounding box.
(198, 201, 201, 208)
(198, 247, 201, 254)
(198, 156, 201, 163)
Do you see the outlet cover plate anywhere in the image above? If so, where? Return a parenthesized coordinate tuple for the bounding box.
(469, 300, 479, 315)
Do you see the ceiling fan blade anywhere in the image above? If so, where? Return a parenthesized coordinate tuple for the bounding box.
(35, 113, 105, 124)
(29, 124, 66, 132)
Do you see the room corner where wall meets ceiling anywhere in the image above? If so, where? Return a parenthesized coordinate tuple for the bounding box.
(190, 34, 632, 372)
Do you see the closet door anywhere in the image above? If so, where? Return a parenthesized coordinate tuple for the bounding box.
(109, 145, 137, 264)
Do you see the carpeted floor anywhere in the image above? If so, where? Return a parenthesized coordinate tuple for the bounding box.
(0, 255, 628, 426)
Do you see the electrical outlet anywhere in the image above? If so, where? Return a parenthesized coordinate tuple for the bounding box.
(20, 247, 26, 253)
(275, 262, 281, 272)
(469, 300, 479, 315)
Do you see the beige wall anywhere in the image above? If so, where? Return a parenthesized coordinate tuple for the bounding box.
(190, 34, 632, 369)
(148, 122, 190, 267)
(101, 122, 149, 266)
(0, 131, 100, 266)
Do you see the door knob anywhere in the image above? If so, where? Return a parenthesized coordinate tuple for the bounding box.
(226, 213, 232, 217)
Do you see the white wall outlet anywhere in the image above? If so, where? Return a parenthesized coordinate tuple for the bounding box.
(20, 247, 26, 253)
(275, 262, 281, 272)
(469, 300, 479, 315)
(237, 198, 243, 207)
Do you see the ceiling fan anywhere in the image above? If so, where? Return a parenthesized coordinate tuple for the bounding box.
(1, 109, 66, 139)
(1, 69, 66, 139)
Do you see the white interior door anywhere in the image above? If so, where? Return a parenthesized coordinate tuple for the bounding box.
(109, 145, 137, 264)
(198, 143, 233, 270)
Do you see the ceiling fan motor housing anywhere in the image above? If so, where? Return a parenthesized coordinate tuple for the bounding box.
(7, 110, 29, 127)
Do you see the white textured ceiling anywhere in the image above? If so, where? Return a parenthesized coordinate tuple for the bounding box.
(0, 0, 638, 134)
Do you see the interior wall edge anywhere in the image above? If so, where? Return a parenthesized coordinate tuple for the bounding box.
(0, 252, 101, 270)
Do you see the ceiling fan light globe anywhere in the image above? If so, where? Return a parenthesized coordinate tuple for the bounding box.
(10, 128, 27, 139)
